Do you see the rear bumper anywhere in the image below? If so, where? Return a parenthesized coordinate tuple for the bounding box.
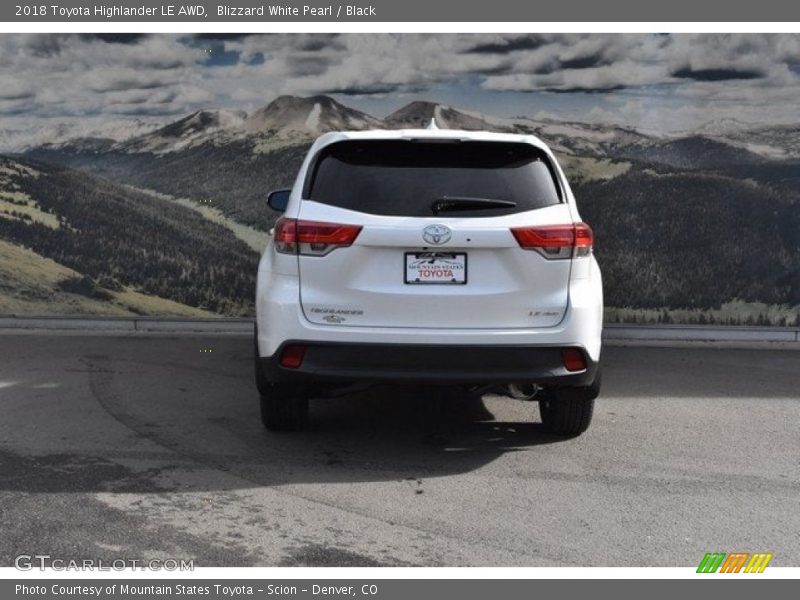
(256, 259, 604, 364)
(260, 341, 599, 386)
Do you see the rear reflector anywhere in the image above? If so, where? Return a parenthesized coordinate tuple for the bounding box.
(274, 218, 362, 256)
(279, 344, 306, 369)
(510, 223, 593, 259)
(561, 348, 587, 372)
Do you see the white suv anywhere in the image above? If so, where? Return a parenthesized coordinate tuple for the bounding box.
(255, 126, 603, 435)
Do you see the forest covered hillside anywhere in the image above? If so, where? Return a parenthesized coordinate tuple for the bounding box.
(0, 156, 258, 316)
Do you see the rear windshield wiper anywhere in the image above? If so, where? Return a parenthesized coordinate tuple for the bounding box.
(430, 196, 517, 215)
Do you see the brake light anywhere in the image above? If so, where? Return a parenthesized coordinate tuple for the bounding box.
(561, 348, 587, 372)
(510, 223, 593, 259)
(274, 218, 362, 256)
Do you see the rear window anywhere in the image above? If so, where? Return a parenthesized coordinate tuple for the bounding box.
(305, 140, 562, 217)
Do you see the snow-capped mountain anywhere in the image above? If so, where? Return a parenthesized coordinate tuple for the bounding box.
(85, 96, 383, 155)
(243, 95, 381, 136)
(691, 118, 758, 137)
(14, 95, 800, 161)
(21, 94, 800, 164)
(659, 118, 800, 159)
(383, 101, 656, 156)
(384, 101, 506, 131)
(0, 118, 159, 153)
(117, 110, 247, 154)
(702, 123, 800, 159)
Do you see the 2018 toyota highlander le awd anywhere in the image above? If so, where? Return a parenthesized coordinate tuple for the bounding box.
(255, 124, 603, 435)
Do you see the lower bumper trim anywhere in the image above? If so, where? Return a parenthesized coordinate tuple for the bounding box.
(260, 341, 599, 386)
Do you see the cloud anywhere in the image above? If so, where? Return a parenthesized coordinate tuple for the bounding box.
(544, 85, 627, 94)
(83, 69, 173, 93)
(78, 33, 150, 45)
(560, 55, 612, 70)
(482, 60, 667, 93)
(0, 77, 34, 100)
(0, 34, 205, 120)
(192, 33, 255, 42)
(465, 34, 552, 55)
(672, 67, 763, 81)
(1, 32, 800, 146)
(322, 84, 398, 96)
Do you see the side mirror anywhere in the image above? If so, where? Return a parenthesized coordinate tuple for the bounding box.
(267, 189, 291, 212)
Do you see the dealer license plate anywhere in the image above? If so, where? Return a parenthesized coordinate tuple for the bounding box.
(404, 252, 467, 284)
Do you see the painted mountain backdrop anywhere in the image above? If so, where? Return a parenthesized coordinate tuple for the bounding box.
(3, 95, 799, 324)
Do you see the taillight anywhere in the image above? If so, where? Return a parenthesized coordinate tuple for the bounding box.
(274, 218, 362, 256)
(510, 222, 593, 259)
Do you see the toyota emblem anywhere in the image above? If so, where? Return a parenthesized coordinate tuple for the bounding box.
(422, 224, 452, 245)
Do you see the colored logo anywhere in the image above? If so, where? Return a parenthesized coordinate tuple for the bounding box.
(697, 552, 773, 573)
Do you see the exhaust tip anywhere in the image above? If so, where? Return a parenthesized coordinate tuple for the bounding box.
(506, 383, 540, 400)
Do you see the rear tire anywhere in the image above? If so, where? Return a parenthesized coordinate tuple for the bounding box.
(254, 325, 309, 431)
(539, 367, 601, 437)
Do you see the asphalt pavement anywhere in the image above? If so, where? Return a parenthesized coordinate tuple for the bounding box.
(0, 334, 798, 567)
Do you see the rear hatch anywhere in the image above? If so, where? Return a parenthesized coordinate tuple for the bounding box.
(292, 139, 576, 329)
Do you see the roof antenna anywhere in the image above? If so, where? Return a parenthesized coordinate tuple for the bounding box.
(426, 118, 439, 130)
